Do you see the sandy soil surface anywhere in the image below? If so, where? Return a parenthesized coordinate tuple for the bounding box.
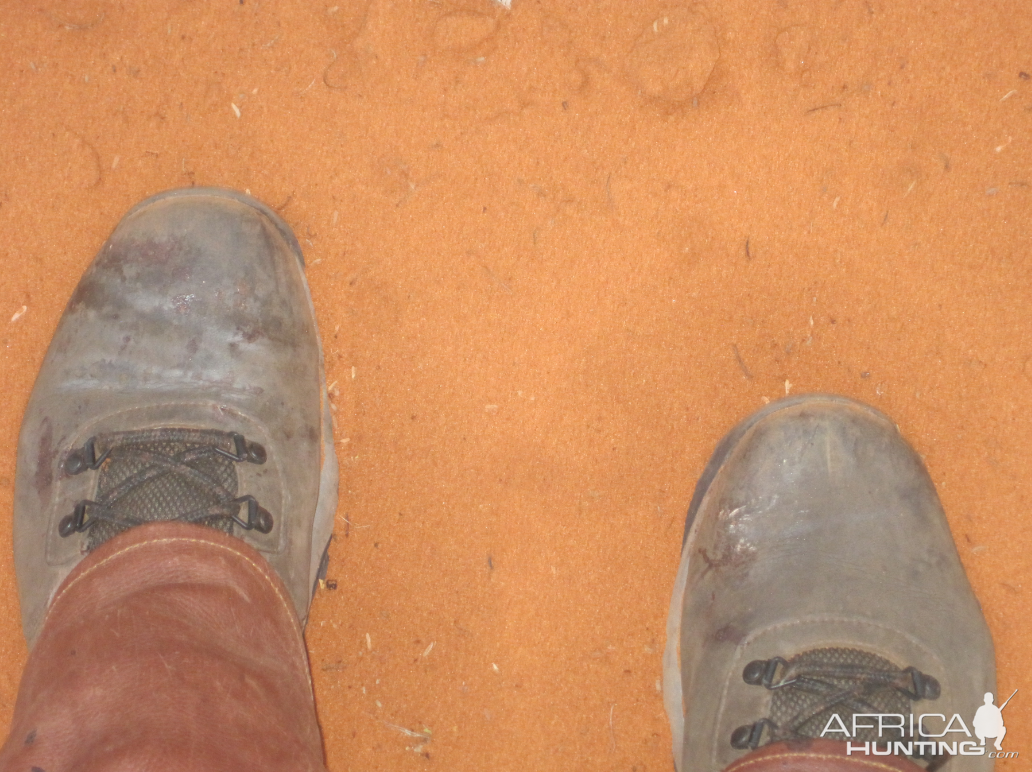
(0, 1, 1029, 769)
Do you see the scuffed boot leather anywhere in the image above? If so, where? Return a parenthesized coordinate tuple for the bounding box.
(664, 395, 996, 772)
(14, 188, 338, 645)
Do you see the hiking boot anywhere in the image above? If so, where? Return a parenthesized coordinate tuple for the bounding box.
(14, 188, 338, 645)
(663, 395, 996, 772)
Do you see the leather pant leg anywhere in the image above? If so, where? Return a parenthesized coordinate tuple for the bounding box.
(0, 521, 326, 772)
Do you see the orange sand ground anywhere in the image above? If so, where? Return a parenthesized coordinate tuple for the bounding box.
(0, 1, 1029, 769)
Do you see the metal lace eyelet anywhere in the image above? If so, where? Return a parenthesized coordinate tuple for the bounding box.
(231, 495, 273, 534)
(214, 433, 267, 464)
(64, 438, 110, 475)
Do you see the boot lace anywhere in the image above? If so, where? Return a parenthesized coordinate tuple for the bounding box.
(731, 647, 943, 768)
(59, 428, 272, 550)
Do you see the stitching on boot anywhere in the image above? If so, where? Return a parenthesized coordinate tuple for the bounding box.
(45, 536, 311, 687)
(735, 617, 931, 651)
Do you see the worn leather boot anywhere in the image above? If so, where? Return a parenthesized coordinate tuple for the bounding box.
(6, 188, 337, 771)
(664, 395, 997, 772)
(14, 187, 338, 646)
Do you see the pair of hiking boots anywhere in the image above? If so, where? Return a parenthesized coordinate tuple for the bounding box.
(14, 189, 997, 771)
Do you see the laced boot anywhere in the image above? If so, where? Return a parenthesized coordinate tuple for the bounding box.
(14, 187, 338, 644)
(664, 395, 996, 772)
(3, 188, 337, 772)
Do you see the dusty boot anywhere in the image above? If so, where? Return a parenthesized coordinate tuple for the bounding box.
(15, 187, 337, 643)
(664, 395, 997, 772)
(5, 188, 337, 770)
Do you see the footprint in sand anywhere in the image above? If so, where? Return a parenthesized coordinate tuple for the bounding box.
(323, 45, 365, 93)
(774, 26, 811, 77)
(43, 1, 107, 30)
(52, 127, 102, 189)
(432, 10, 498, 54)
(625, 7, 719, 105)
(322, 0, 373, 93)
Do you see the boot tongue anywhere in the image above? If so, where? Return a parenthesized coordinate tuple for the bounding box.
(766, 647, 929, 742)
(60, 428, 269, 549)
(732, 646, 941, 753)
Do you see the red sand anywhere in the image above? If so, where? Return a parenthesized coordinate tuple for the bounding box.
(0, 1, 1029, 769)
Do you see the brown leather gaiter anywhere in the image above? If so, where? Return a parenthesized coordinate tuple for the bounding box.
(0, 521, 327, 772)
(722, 739, 928, 772)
